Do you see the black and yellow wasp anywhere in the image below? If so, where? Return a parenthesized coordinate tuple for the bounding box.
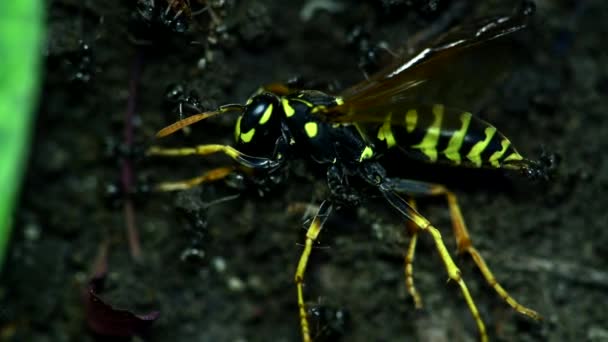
(148, 3, 552, 341)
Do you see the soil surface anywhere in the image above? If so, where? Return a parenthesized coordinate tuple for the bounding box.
(3, 1, 607, 342)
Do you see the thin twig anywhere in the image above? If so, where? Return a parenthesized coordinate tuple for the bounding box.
(121, 51, 143, 261)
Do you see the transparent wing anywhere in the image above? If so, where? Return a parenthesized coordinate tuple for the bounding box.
(319, 5, 533, 124)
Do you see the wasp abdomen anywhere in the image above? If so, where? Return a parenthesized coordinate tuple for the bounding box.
(372, 104, 524, 168)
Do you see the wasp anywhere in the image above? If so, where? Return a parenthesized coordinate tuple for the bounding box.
(148, 3, 552, 341)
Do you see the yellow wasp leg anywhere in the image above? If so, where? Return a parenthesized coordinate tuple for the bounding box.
(387, 178, 541, 321)
(380, 187, 487, 342)
(444, 192, 542, 321)
(147, 144, 280, 170)
(384, 179, 542, 336)
(154, 166, 235, 192)
(404, 198, 423, 309)
(294, 201, 333, 342)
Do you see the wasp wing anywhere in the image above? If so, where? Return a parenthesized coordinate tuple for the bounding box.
(320, 6, 533, 124)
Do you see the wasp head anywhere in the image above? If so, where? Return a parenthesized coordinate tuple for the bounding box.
(234, 93, 283, 155)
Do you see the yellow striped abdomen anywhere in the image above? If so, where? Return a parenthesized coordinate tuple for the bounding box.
(369, 105, 524, 169)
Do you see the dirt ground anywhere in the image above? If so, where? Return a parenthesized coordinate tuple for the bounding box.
(2, 0, 607, 341)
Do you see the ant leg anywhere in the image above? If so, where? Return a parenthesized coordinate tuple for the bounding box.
(380, 185, 488, 342)
(294, 201, 333, 342)
(387, 178, 541, 320)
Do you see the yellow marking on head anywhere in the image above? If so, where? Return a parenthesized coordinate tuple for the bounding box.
(412, 104, 444, 162)
(466, 126, 497, 167)
(377, 113, 397, 148)
(443, 112, 472, 164)
(259, 103, 273, 125)
(304, 122, 318, 138)
(489, 139, 511, 167)
(405, 109, 418, 133)
(234, 116, 242, 142)
(246, 97, 254, 105)
(359, 146, 374, 162)
(282, 98, 295, 117)
(240, 128, 255, 143)
(335, 97, 345, 106)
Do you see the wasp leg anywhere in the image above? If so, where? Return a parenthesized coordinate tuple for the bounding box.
(379, 185, 488, 342)
(404, 198, 423, 309)
(445, 192, 542, 320)
(147, 144, 280, 170)
(294, 201, 333, 342)
(387, 178, 541, 321)
(154, 166, 235, 192)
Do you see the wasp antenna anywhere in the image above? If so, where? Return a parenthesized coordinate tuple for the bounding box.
(218, 103, 245, 113)
(156, 104, 245, 138)
(156, 110, 221, 138)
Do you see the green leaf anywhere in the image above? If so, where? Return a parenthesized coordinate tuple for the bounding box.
(0, 1, 44, 270)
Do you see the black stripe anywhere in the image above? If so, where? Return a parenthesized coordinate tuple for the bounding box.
(394, 107, 434, 148)
(480, 131, 504, 165)
(498, 144, 518, 164)
(459, 117, 489, 157)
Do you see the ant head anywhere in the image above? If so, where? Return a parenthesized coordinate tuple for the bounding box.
(521, 149, 560, 181)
